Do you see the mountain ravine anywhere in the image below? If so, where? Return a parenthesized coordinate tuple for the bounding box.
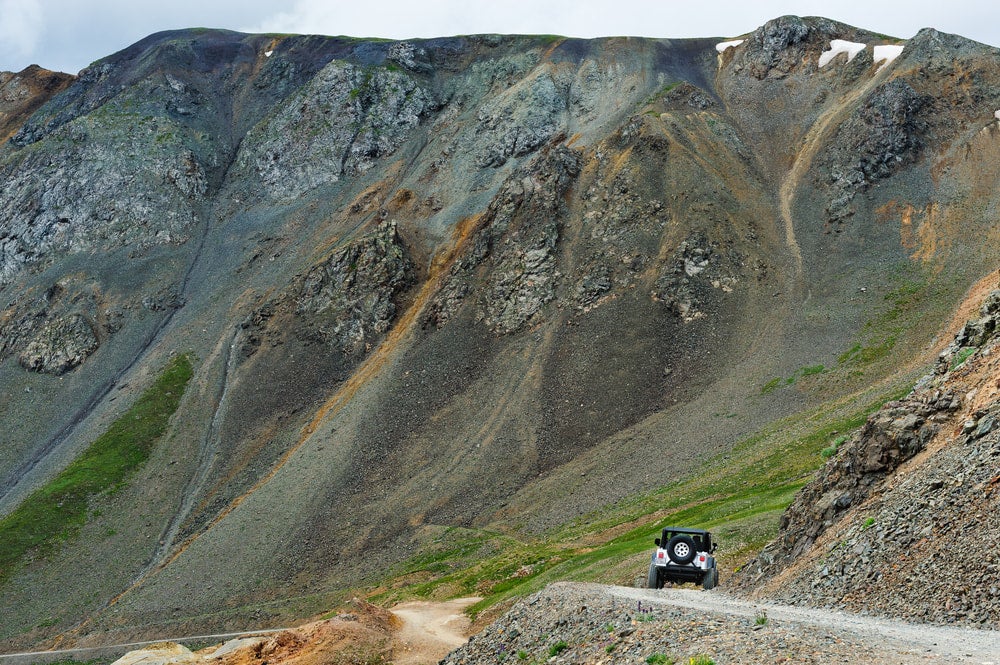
(1, 16, 1000, 650)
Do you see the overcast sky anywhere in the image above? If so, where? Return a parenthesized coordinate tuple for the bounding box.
(1, 0, 998, 74)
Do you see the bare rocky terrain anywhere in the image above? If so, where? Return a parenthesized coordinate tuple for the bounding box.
(443, 583, 1000, 664)
(1, 14, 1000, 656)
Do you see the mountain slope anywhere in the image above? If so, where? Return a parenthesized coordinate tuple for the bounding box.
(1, 17, 999, 648)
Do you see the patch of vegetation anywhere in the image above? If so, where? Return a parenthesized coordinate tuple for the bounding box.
(841, 268, 947, 371)
(820, 434, 849, 459)
(755, 610, 768, 626)
(839, 335, 896, 365)
(761, 377, 782, 394)
(647, 654, 674, 665)
(548, 641, 569, 657)
(761, 364, 826, 393)
(688, 657, 715, 665)
(950, 347, 976, 369)
(0, 354, 194, 584)
(838, 343, 862, 365)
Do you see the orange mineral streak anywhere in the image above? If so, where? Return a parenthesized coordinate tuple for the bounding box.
(874, 200, 942, 263)
(67, 214, 485, 633)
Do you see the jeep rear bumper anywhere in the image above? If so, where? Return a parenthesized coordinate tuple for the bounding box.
(654, 563, 710, 583)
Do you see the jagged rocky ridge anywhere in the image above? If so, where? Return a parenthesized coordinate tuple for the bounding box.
(1, 16, 1000, 648)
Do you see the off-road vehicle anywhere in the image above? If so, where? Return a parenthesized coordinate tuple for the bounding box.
(646, 526, 718, 590)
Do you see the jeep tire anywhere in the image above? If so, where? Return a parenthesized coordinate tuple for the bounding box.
(702, 567, 718, 590)
(647, 562, 661, 589)
(665, 534, 697, 565)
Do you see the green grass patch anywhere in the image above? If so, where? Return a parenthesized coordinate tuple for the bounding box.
(0, 354, 194, 584)
(838, 343, 862, 365)
(647, 655, 673, 665)
(761, 364, 826, 393)
(840, 267, 946, 371)
(761, 377, 782, 394)
(548, 641, 569, 657)
(950, 347, 976, 369)
(820, 434, 849, 459)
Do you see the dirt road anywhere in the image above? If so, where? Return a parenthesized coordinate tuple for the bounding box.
(442, 583, 1000, 664)
(390, 597, 480, 665)
(614, 586, 1000, 663)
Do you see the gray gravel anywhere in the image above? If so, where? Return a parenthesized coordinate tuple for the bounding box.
(443, 582, 1000, 664)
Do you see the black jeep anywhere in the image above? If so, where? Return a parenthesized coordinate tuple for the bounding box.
(647, 526, 718, 590)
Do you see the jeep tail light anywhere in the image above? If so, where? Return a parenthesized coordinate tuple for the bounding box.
(657, 551, 664, 559)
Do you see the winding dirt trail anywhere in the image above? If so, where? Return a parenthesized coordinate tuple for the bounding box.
(390, 597, 480, 665)
(777, 70, 887, 276)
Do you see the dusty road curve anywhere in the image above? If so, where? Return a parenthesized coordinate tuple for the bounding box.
(390, 597, 481, 665)
(612, 586, 1000, 664)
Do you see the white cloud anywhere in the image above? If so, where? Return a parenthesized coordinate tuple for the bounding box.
(0, 0, 43, 68)
(241, 0, 726, 40)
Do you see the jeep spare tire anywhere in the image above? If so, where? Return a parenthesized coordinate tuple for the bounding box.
(665, 535, 697, 564)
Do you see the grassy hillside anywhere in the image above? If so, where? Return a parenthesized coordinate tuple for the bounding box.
(0, 354, 194, 584)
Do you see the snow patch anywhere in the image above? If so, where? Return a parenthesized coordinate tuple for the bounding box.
(873, 44, 904, 70)
(818, 40, 866, 68)
(265, 50, 273, 57)
(715, 40, 744, 53)
(995, 109, 1000, 121)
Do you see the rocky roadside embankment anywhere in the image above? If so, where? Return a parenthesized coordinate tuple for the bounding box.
(737, 287, 1000, 626)
(442, 582, 1000, 664)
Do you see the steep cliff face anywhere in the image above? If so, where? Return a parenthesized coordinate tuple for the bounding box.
(1, 19, 1000, 647)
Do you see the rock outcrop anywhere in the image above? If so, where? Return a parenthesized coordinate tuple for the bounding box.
(242, 220, 413, 357)
(236, 61, 433, 200)
(295, 220, 414, 354)
(825, 79, 929, 223)
(18, 313, 100, 374)
(426, 145, 580, 333)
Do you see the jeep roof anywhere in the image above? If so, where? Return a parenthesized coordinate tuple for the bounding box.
(658, 527, 713, 549)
